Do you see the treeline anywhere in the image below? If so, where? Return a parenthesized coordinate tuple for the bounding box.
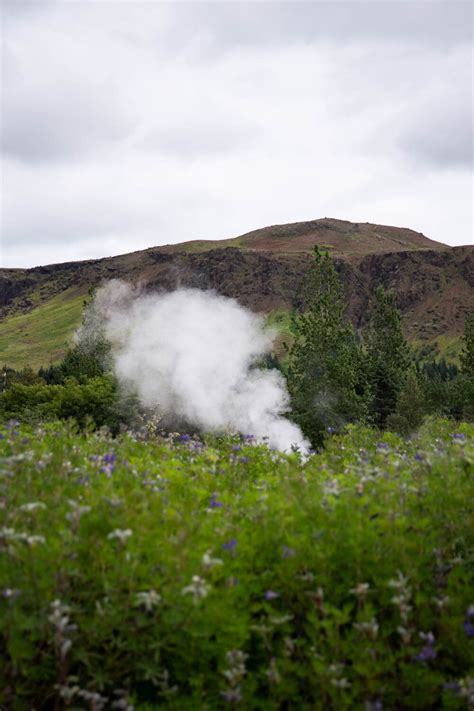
(286, 249, 474, 444)
(1, 250, 473, 445)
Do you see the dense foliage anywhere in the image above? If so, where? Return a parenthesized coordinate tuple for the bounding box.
(286, 248, 370, 445)
(1, 419, 473, 709)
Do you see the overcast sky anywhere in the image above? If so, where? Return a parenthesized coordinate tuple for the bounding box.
(1, 1, 472, 268)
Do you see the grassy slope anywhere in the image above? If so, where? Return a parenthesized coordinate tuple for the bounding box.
(0, 288, 85, 370)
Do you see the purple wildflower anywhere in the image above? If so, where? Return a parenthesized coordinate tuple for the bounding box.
(377, 442, 390, 451)
(180, 434, 191, 442)
(222, 538, 237, 551)
(239, 457, 250, 464)
(463, 619, 474, 638)
(416, 645, 437, 662)
(414, 452, 424, 461)
(443, 681, 460, 694)
(232, 444, 242, 452)
(264, 590, 279, 601)
(453, 433, 465, 441)
(282, 545, 296, 559)
(416, 632, 437, 662)
(366, 701, 383, 711)
(221, 689, 242, 703)
(209, 493, 223, 509)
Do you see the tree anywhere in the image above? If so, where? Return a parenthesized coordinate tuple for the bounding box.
(460, 312, 474, 379)
(286, 247, 370, 445)
(386, 370, 426, 435)
(366, 287, 411, 429)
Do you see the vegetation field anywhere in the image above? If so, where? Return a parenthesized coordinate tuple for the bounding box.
(0, 289, 85, 370)
(1, 419, 474, 709)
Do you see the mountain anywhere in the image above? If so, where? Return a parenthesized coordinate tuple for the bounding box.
(1, 218, 472, 369)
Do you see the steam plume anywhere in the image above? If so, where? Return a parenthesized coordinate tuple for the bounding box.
(92, 280, 308, 452)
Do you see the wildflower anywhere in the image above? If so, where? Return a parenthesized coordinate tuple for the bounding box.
(433, 595, 450, 611)
(24, 535, 46, 547)
(232, 444, 242, 452)
(239, 456, 250, 464)
(282, 545, 296, 559)
(221, 649, 247, 703)
(19, 502, 46, 513)
(270, 614, 293, 625)
(397, 626, 413, 645)
(350, 582, 370, 599)
(463, 619, 474, 638)
(66, 500, 91, 524)
(264, 590, 279, 601)
(365, 701, 383, 711)
(181, 575, 210, 604)
(202, 550, 223, 570)
(222, 538, 237, 551)
(107, 529, 133, 543)
(266, 657, 281, 685)
(221, 689, 242, 703)
(416, 631, 437, 662)
(2, 588, 21, 602)
(49, 600, 77, 660)
(354, 618, 379, 640)
(209, 493, 223, 509)
(133, 590, 162, 612)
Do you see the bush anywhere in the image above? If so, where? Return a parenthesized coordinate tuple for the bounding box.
(1, 420, 473, 708)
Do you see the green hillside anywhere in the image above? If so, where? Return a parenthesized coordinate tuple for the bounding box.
(0, 288, 85, 369)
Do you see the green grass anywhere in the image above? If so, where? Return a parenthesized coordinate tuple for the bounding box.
(0, 289, 85, 370)
(1, 419, 473, 709)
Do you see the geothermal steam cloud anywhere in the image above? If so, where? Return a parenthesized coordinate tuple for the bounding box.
(93, 280, 308, 452)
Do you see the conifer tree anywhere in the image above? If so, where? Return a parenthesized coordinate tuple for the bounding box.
(460, 312, 474, 379)
(286, 247, 370, 445)
(366, 286, 410, 428)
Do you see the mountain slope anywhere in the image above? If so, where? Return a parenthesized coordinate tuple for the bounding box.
(0, 218, 471, 369)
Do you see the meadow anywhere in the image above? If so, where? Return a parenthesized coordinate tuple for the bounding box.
(1, 418, 473, 709)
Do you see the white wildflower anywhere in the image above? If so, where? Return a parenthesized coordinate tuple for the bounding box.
(107, 528, 133, 543)
(354, 618, 379, 639)
(19, 502, 46, 513)
(24, 535, 46, 547)
(133, 590, 162, 612)
(181, 575, 210, 604)
(350, 582, 370, 598)
(201, 550, 223, 570)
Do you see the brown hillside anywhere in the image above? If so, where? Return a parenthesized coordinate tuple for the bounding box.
(0, 218, 471, 367)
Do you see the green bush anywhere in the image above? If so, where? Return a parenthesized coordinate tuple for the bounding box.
(0, 376, 119, 430)
(1, 420, 473, 709)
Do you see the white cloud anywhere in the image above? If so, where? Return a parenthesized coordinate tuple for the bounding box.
(1, 1, 472, 267)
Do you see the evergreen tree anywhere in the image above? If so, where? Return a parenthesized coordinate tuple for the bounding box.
(286, 247, 370, 446)
(460, 312, 474, 379)
(386, 369, 426, 435)
(366, 286, 411, 429)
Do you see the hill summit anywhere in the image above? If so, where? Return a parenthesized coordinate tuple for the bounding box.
(0, 217, 471, 369)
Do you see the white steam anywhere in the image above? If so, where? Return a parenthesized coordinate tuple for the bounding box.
(92, 280, 308, 452)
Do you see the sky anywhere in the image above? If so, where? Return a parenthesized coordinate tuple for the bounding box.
(1, 0, 472, 268)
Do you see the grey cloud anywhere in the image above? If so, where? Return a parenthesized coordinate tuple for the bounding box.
(398, 82, 473, 169)
(141, 117, 260, 158)
(1, 46, 135, 162)
(168, 1, 473, 53)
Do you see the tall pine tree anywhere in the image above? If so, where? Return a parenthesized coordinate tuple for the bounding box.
(286, 247, 370, 446)
(366, 286, 410, 428)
